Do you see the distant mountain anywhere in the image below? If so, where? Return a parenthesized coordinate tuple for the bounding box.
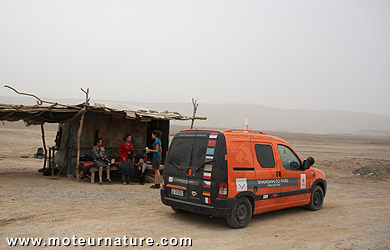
(1, 96, 389, 136)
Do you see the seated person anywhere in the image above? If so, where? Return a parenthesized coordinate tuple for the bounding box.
(136, 158, 147, 185)
(92, 138, 111, 184)
(99, 147, 113, 166)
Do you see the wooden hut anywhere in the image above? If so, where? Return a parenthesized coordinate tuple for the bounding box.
(0, 101, 206, 179)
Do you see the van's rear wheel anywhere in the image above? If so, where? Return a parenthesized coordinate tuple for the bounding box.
(226, 197, 252, 229)
(307, 185, 324, 211)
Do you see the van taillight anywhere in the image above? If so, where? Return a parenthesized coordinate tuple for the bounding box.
(162, 175, 166, 188)
(218, 183, 228, 198)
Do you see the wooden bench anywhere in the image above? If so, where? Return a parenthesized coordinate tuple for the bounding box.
(89, 165, 119, 184)
(146, 164, 164, 171)
(88, 164, 164, 183)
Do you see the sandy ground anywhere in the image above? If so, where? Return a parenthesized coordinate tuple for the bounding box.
(0, 126, 390, 250)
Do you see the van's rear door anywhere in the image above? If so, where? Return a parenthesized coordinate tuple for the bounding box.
(187, 131, 227, 206)
(164, 131, 196, 200)
(164, 130, 226, 206)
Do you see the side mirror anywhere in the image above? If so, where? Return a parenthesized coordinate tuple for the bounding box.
(303, 157, 315, 170)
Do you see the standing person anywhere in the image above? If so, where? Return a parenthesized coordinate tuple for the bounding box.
(92, 138, 111, 185)
(54, 127, 62, 148)
(118, 134, 134, 185)
(146, 130, 162, 189)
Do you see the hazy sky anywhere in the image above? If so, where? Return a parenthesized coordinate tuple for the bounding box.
(0, 0, 389, 115)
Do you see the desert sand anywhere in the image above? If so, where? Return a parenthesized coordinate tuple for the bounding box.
(0, 126, 389, 249)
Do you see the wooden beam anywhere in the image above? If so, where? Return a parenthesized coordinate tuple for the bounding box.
(40, 124, 48, 169)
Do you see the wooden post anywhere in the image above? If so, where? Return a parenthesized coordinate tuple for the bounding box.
(190, 98, 199, 129)
(76, 88, 89, 181)
(40, 124, 48, 169)
(53, 145, 67, 179)
(75, 110, 86, 181)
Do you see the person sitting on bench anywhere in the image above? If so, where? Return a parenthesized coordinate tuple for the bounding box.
(92, 138, 111, 184)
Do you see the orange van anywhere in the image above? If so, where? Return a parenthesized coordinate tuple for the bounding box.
(160, 129, 327, 228)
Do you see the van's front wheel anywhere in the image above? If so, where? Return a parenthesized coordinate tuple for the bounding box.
(226, 197, 252, 229)
(307, 185, 324, 211)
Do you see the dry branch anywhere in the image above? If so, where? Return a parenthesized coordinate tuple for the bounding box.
(5, 85, 44, 105)
(190, 98, 199, 129)
(4, 85, 83, 109)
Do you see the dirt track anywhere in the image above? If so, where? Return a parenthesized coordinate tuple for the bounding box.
(0, 126, 389, 249)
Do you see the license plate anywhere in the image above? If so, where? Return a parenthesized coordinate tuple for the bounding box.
(171, 188, 184, 197)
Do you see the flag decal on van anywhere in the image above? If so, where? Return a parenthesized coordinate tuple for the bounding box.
(203, 132, 217, 204)
(206, 148, 215, 155)
(203, 191, 210, 197)
(205, 155, 213, 161)
(204, 164, 213, 172)
(209, 133, 218, 139)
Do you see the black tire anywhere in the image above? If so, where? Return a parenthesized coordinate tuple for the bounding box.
(226, 197, 252, 229)
(307, 185, 324, 211)
(172, 207, 187, 214)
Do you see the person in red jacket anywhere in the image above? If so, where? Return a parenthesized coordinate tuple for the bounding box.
(118, 134, 134, 184)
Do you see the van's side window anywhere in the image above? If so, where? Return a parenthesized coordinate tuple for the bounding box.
(277, 145, 302, 171)
(254, 144, 275, 168)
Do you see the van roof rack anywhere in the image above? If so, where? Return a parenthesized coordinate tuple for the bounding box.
(181, 129, 221, 132)
(223, 129, 267, 135)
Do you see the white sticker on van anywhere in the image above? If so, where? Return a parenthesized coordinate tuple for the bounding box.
(236, 178, 247, 192)
(300, 174, 306, 189)
(168, 177, 173, 183)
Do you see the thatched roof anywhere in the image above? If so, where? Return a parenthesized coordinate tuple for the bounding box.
(0, 102, 206, 125)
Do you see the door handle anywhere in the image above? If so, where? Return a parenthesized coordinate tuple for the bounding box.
(275, 171, 281, 177)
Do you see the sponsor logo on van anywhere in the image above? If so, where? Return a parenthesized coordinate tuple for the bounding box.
(300, 174, 306, 189)
(236, 178, 248, 192)
(253, 178, 298, 188)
